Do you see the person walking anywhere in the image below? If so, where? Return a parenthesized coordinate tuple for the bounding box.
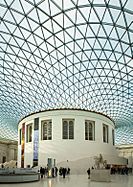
(87, 168, 90, 179)
(62, 168, 67, 178)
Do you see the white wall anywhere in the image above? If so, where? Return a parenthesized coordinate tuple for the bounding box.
(18, 109, 123, 170)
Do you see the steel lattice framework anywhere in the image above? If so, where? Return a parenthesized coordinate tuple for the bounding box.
(0, 0, 133, 144)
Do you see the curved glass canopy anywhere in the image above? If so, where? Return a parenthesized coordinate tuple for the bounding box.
(0, 0, 133, 144)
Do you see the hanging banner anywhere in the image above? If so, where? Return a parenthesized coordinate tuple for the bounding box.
(21, 123, 25, 168)
(33, 118, 39, 166)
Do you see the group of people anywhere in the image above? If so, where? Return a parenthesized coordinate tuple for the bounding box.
(110, 166, 130, 175)
(40, 167, 49, 178)
(40, 166, 70, 178)
(87, 165, 131, 179)
(59, 167, 70, 178)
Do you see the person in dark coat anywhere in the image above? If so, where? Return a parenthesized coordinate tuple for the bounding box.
(40, 167, 43, 178)
(52, 167, 55, 177)
(67, 167, 70, 175)
(87, 168, 90, 179)
(62, 168, 67, 178)
(59, 167, 63, 176)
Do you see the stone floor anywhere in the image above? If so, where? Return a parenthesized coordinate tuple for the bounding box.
(0, 174, 133, 187)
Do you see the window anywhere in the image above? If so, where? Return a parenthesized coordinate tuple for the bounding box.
(103, 124, 108, 143)
(19, 129, 22, 145)
(41, 120, 52, 140)
(112, 129, 115, 145)
(62, 119, 74, 139)
(85, 120, 95, 140)
(26, 124, 32, 142)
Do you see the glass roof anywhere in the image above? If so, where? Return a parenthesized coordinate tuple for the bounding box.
(0, 0, 133, 144)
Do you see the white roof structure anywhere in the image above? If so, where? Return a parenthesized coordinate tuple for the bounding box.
(0, 0, 133, 144)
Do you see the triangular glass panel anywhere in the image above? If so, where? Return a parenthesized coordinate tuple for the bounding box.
(109, 53, 117, 61)
(54, 37, 63, 48)
(0, 41, 7, 52)
(4, 21, 16, 34)
(80, 6, 91, 21)
(64, 31, 73, 44)
(84, 39, 93, 50)
(43, 20, 53, 34)
(52, 19, 62, 33)
(98, 26, 106, 37)
(77, 24, 87, 36)
(37, 8, 49, 24)
(56, 30, 64, 42)
(47, 39, 55, 53)
(116, 13, 126, 28)
(82, 52, 89, 62)
(49, 1, 60, 16)
(104, 40, 111, 51)
(20, 0, 34, 14)
(90, 51, 98, 60)
(0, 0, 6, 6)
(64, 0, 75, 10)
(29, 8, 40, 23)
(11, 10, 24, 24)
(109, 28, 118, 39)
(76, 39, 84, 49)
(33, 48, 42, 58)
(111, 40, 119, 50)
(38, 0, 50, 16)
(47, 36, 55, 49)
(121, 42, 129, 53)
(4, 9, 16, 23)
(41, 26, 51, 39)
(127, 59, 133, 68)
(94, 6, 106, 21)
(14, 27, 24, 41)
(54, 13, 64, 28)
(54, 0, 63, 9)
(125, 0, 132, 11)
(64, 13, 74, 27)
(73, 54, 80, 64)
(50, 50, 57, 60)
(100, 51, 107, 60)
(91, 24, 100, 36)
(98, 38, 106, 48)
(103, 24, 113, 36)
(86, 26, 95, 37)
(115, 52, 122, 61)
(89, 8, 99, 22)
(110, 8, 121, 23)
(75, 27, 84, 39)
(65, 45, 72, 56)
(93, 39, 101, 49)
(116, 27, 125, 39)
(121, 32, 129, 44)
(109, 0, 120, 7)
(34, 30, 44, 45)
(85, 50, 92, 59)
(20, 26, 31, 39)
(124, 47, 131, 58)
(102, 8, 112, 24)
(76, 10, 86, 24)
(125, 12, 133, 28)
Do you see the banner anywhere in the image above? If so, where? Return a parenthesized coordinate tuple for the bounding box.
(33, 118, 39, 166)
